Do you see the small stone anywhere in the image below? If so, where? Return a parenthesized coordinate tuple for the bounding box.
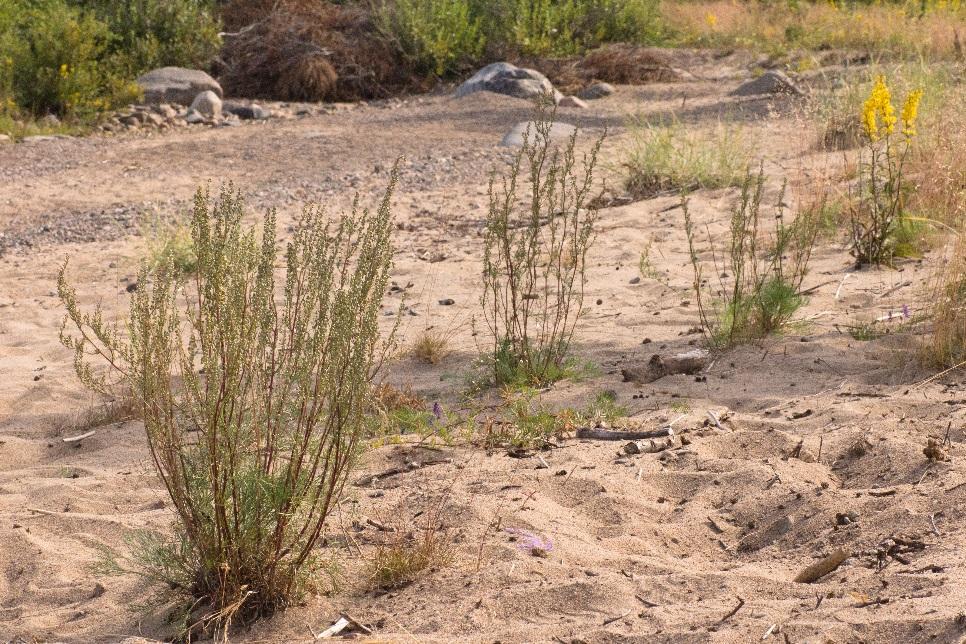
(558, 95, 588, 109)
(438, 298, 455, 306)
(578, 82, 615, 100)
(190, 90, 222, 119)
(154, 103, 177, 119)
(500, 121, 577, 147)
(223, 101, 270, 120)
(184, 109, 206, 124)
(629, 276, 641, 284)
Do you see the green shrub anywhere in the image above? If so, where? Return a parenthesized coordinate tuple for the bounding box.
(480, 110, 602, 387)
(623, 118, 751, 198)
(0, 1, 139, 119)
(685, 166, 820, 348)
(375, 0, 484, 76)
(57, 172, 397, 635)
(74, 0, 220, 74)
(479, 0, 664, 57)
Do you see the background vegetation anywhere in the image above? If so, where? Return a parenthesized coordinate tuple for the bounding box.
(1, 0, 962, 134)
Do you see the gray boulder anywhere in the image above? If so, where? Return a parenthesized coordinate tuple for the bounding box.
(456, 62, 561, 103)
(500, 121, 577, 147)
(578, 82, 615, 100)
(137, 67, 222, 105)
(730, 71, 803, 97)
(190, 90, 222, 118)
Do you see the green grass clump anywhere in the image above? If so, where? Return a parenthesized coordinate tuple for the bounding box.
(623, 118, 751, 198)
(144, 216, 198, 278)
(58, 171, 398, 637)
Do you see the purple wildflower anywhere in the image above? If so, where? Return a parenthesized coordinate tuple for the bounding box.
(902, 304, 910, 319)
(505, 527, 553, 554)
(432, 401, 443, 422)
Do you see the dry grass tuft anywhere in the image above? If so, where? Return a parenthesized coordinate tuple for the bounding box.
(664, 1, 966, 61)
(368, 503, 453, 589)
(372, 383, 425, 412)
(577, 44, 680, 84)
(926, 231, 966, 368)
(61, 391, 138, 434)
(410, 328, 451, 364)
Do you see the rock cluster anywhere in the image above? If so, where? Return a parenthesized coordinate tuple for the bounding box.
(101, 97, 271, 134)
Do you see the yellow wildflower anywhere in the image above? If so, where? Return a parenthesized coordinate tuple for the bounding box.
(59, 63, 69, 78)
(861, 75, 897, 142)
(705, 12, 718, 28)
(901, 88, 923, 137)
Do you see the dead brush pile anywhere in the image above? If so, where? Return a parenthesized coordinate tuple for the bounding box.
(218, 0, 424, 102)
(529, 44, 681, 93)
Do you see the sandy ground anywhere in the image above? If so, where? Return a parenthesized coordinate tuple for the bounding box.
(2, 59, 965, 644)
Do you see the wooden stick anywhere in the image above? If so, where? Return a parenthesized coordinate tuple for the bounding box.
(317, 617, 350, 639)
(62, 430, 95, 444)
(577, 426, 674, 441)
(354, 458, 451, 487)
(717, 597, 745, 624)
(794, 549, 848, 583)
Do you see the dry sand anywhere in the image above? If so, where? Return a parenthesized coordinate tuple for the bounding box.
(2, 61, 965, 644)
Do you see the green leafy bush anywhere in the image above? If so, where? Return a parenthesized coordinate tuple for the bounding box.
(58, 173, 397, 635)
(76, 0, 221, 74)
(479, 0, 664, 57)
(0, 1, 139, 120)
(0, 0, 218, 124)
(375, 0, 484, 76)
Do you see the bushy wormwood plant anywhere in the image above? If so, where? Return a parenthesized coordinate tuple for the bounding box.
(685, 165, 820, 348)
(480, 110, 603, 387)
(58, 172, 397, 636)
(849, 75, 924, 266)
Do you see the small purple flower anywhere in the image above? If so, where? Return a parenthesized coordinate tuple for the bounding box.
(902, 304, 910, 319)
(432, 401, 443, 422)
(505, 527, 553, 555)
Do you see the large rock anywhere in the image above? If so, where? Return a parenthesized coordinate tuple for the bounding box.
(500, 121, 577, 147)
(730, 70, 803, 97)
(190, 90, 222, 118)
(456, 62, 561, 103)
(137, 67, 222, 105)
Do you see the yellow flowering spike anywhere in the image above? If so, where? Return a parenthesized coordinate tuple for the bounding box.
(59, 63, 68, 78)
(862, 76, 898, 142)
(901, 88, 923, 137)
(861, 94, 878, 141)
